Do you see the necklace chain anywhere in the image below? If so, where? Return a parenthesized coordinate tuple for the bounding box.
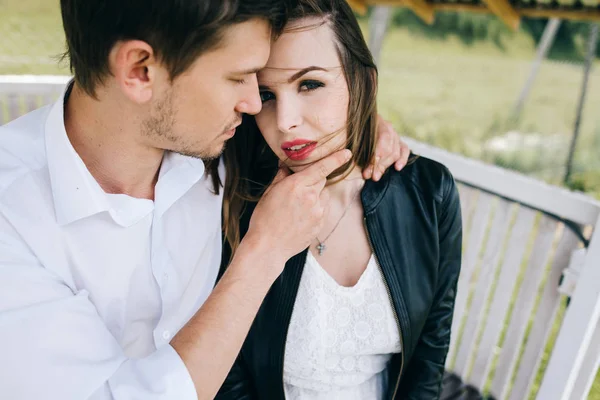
(315, 184, 362, 256)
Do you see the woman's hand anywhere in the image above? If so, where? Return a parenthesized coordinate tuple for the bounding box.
(363, 115, 410, 181)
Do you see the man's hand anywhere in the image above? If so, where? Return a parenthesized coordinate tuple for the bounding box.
(363, 115, 410, 181)
(244, 149, 352, 269)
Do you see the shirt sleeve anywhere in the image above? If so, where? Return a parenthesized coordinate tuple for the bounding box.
(0, 213, 198, 400)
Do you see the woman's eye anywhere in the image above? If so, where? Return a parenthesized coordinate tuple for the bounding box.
(260, 91, 275, 103)
(300, 80, 324, 92)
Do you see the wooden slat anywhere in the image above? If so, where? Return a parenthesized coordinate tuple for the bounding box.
(481, 0, 521, 31)
(453, 199, 514, 377)
(347, 0, 368, 14)
(489, 215, 559, 398)
(466, 206, 536, 389)
(7, 93, 21, 123)
(0, 94, 8, 125)
(42, 93, 58, 108)
(509, 227, 580, 400)
(25, 94, 40, 114)
(403, 0, 435, 24)
(418, 3, 600, 23)
(457, 184, 478, 234)
(447, 191, 495, 368)
(404, 138, 600, 227)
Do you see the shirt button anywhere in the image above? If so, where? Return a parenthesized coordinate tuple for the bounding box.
(162, 330, 171, 340)
(163, 272, 169, 282)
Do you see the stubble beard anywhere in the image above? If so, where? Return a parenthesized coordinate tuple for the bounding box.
(142, 89, 227, 162)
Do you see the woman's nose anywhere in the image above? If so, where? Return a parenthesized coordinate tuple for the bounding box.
(276, 96, 302, 133)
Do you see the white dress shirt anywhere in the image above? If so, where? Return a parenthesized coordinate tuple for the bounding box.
(0, 84, 224, 399)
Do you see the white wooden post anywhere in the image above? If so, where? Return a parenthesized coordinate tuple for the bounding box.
(570, 316, 600, 399)
(512, 18, 561, 118)
(537, 215, 600, 400)
(368, 6, 392, 66)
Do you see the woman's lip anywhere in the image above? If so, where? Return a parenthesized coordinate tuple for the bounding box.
(281, 139, 315, 149)
(282, 142, 318, 161)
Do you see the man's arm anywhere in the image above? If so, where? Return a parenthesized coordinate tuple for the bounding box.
(171, 149, 351, 399)
(0, 211, 197, 400)
(0, 150, 350, 400)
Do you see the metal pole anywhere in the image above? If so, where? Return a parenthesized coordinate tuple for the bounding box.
(564, 23, 599, 185)
(512, 18, 561, 119)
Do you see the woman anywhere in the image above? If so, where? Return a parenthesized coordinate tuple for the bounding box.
(217, 0, 462, 398)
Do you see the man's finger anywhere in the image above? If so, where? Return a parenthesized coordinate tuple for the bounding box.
(362, 163, 374, 179)
(375, 137, 398, 181)
(300, 149, 351, 188)
(395, 140, 410, 171)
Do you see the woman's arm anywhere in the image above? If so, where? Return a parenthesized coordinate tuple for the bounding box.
(399, 171, 463, 399)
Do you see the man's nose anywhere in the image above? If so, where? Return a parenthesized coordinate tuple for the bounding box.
(235, 77, 263, 115)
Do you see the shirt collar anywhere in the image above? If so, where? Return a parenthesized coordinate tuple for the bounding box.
(46, 81, 207, 226)
(46, 81, 112, 226)
(154, 151, 206, 219)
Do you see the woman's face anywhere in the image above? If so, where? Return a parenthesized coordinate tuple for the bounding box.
(255, 18, 349, 172)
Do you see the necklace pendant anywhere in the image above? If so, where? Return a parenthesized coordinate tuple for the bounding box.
(316, 242, 326, 256)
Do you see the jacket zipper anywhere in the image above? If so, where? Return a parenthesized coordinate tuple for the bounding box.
(364, 217, 404, 399)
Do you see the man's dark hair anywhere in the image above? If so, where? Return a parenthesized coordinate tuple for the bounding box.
(60, 0, 291, 97)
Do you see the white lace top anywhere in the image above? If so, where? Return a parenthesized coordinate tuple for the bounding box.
(283, 251, 402, 400)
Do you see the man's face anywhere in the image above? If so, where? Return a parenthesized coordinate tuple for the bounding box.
(143, 18, 271, 161)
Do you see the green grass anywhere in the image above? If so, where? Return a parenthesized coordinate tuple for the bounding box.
(0, 0, 68, 75)
(0, 4, 599, 397)
(373, 25, 600, 196)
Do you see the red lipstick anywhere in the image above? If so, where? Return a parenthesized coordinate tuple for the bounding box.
(281, 139, 318, 161)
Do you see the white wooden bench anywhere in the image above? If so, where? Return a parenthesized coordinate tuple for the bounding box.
(406, 138, 600, 400)
(2, 77, 599, 400)
(0, 75, 67, 125)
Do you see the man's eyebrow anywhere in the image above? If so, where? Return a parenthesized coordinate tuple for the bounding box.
(287, 66, 328, 83)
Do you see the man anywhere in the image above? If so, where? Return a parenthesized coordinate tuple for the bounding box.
(0, 1, 408, 399)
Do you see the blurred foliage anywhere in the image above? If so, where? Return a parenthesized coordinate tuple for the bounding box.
(386, 9, 599, 62)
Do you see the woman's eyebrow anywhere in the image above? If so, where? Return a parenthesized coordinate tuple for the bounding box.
(287, 66, 328, 83)
(258, 66, 335, 89)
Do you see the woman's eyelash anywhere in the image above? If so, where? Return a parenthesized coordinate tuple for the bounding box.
(260, 91, 275, 103)
(259, 80, 325, 103)
(233, 78, 246, 85)
(300, 80, 325, 91)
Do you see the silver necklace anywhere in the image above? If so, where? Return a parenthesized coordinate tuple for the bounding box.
(315, 185, 362, 256)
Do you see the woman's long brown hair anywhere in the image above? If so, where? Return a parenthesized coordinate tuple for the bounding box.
(208, 0, 384, 258)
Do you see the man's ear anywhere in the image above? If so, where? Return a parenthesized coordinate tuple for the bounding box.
(109, 40, 165, 104)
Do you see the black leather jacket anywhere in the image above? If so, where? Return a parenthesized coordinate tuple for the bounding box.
(217, 155, 463, 400)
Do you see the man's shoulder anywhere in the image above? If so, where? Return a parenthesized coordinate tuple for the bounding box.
(0, 106, 51, 197)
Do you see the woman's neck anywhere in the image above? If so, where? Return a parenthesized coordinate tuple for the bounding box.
(326, 166, 365, 208)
